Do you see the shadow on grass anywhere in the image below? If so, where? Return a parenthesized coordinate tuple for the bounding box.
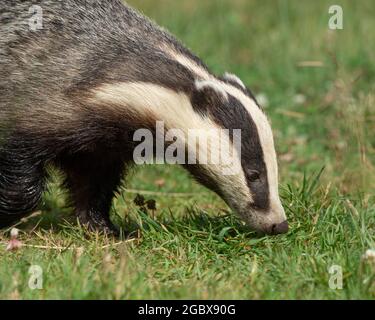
(114, 207, 258, 241)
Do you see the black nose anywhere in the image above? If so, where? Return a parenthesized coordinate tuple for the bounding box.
(270, 221, 289, 235)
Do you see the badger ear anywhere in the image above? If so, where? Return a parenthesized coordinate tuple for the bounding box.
(194, 79, 229, 101)
(223, 72, 246, 89)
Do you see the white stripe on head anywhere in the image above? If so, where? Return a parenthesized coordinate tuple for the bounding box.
(218, 82, 286, 223)
(223, 73, 246, 89)
(161, 45, 212, 80)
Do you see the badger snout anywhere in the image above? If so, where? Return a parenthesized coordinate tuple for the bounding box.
(267, 220, 289, 235)
(241, 202, 289, 236)
(261, 205, 289, 235)
(252, 218, 289, 236)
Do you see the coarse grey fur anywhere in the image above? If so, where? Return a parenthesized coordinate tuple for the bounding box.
(0, 0, 288, 235)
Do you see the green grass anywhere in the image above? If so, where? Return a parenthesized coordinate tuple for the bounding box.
(0, 0, 374, 299)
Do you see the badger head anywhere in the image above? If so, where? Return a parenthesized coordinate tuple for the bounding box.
(185, 74, 288, 235)
(90, 71, 287, 235)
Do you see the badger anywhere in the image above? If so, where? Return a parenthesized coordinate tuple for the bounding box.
(0, 0, 288, 236)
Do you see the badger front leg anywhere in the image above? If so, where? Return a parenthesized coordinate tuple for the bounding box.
(61, 155, 125, 236)
(0, 136, 47, 228)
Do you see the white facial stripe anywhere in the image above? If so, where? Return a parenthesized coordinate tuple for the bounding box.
(161, 45, 212, 80)
(219, 82, 285, 220)
(91, 82, 208, 130)
(195, 79, 229, 101)
(89, 82, 251, 202)
(223, 73, 246, 89)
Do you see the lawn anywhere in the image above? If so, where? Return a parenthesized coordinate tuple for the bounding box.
(0, 0, 374, 299)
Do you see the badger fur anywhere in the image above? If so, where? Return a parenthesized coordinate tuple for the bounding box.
(0, 0, 288, 235)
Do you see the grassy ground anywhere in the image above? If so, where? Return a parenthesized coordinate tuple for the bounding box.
(1, 0, 374, 299)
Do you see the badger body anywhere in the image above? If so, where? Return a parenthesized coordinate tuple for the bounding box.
(0, 0, 288, 235)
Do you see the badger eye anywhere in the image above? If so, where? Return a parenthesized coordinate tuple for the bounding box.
(247, 170, 261, 182)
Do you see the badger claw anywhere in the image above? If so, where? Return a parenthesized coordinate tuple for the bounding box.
(77, 210, 119, 237)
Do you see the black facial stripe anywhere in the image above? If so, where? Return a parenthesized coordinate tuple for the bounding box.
(218, 77, 261, 109)
(191, 91, 270, 211)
